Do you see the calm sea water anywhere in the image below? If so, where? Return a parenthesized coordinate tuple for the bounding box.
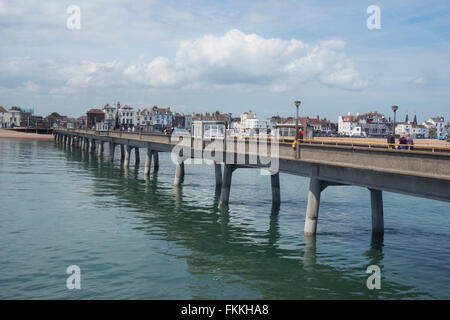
(0, 139, 449, 299)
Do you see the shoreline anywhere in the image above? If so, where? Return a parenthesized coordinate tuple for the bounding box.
(0, 129, 53, 141)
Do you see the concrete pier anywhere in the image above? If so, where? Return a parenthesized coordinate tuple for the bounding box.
(144, 149, 152, 176)
(271, 172, 281, 206)
(53, 128, 450, 239)
(97, 141, 104, 157)
(124, 145, 131, 167)
(109, 142, 116, 160)
(220, 164, 235, 206)
(174, 162, 185, 186)
(369, 189, 384, 233)
(153, 151, 159, 171)
(90, 139, 96, 154)
(304, 178, 323, 236)
(135, 148, 140, 165)
(214, 162, 222, 187)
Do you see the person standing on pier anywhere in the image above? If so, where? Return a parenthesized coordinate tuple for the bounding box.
(398, 134, 408, 150)
(387, 134, 395, 149)
(405, 133, 414, 150)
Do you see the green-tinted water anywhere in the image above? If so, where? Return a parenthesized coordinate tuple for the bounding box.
(0, 140, 449, 299)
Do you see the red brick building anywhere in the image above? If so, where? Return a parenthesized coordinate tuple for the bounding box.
(86, 109, 105, 128)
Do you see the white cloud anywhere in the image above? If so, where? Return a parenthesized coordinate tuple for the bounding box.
(23, 80, 39, 92)
(124, 29, 368, 91)
(0, 29, 368, 95)
(412, 77, 427, 85)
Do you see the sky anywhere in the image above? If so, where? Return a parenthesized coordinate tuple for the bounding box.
(0, 0, 449, 122)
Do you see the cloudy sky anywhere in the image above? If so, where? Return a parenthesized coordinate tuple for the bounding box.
(0, 0, 449, 122)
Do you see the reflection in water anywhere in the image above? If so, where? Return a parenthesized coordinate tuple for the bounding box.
(366, 233, 384, 268)
(303, 236, 317, 271)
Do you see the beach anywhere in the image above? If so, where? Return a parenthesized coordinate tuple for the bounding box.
(0, 129, 53, 141)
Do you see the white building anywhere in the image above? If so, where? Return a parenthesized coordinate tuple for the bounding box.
(7, 109, 21, 127)
(423, 117, 445, 138)
(240, 110, 255, 130)
(244, 118, 272, 130)
(395, 123, 411, 136)
(103, 103, 117, 127)
(338, 114, 363, 136)
(119, 104, 136, 127)
(137, 108, 153, 128)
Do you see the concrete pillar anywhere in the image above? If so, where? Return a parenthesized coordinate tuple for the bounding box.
(369, 189, 384, 233)
(124, 145, 131, 167)
(214, 162, 222, 187)
(144, 149, 152, 176)
(81, 138, 85, 151)
(271, 172, 281, 206)
(109, 142, 116, 160)
(304, 178, 322, 236)
(153, 151, 159, 171)
(134, 148, 140, 165)
(97, 142, 104, 157)
(220, 164, 234, 206)
(90, 139, 96, 154)
(174, 162, 185, 186)
(120, 144, 125, 161)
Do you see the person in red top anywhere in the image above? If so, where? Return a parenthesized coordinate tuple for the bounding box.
(298, 129, 304, 143)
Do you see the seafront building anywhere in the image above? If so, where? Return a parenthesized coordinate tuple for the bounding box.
(423, 116, 446, 138)
(86, 109, 105, 129)
(338, 112, 391, 137)
(0, 106, 7, 128)
(338, 113, 363, 137)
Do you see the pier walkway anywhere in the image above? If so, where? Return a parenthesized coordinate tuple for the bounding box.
(53, 128, 450, 236)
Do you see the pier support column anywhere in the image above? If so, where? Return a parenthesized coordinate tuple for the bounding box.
(271, 172, 281, 206)
(174, 162, 185, 186)
(120, 144, 125, 161)
(214, 162, 222, 187)
(97, 142, 104, 157)
(90, 139, 96, 154)
(220, 164, 235, 206)
(144, 149, 152, 176)
(109, 142, 116, 160)
(304, 178, 323, 236)
(369, 189, 384, 234)
(124, 145, 131, 167)
(153, 151, 159, 171)
(81, 138, 85, 151)
(134, 148, 140, 165)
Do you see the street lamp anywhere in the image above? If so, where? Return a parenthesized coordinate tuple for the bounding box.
(294, 100, 301, 141)
(392, 105, 398, 137)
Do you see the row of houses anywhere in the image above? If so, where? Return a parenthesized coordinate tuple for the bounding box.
(338, 111, 448, 139)
(84, 103, 235, 133)
(0, 106, 35, 128)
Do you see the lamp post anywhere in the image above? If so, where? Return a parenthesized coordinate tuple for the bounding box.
(392, 105, 398, 137)
(294, 100, 301, 141)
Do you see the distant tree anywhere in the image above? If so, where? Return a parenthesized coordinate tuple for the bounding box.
(11, 106, 22, 111)
(271, 115, 281, 120)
